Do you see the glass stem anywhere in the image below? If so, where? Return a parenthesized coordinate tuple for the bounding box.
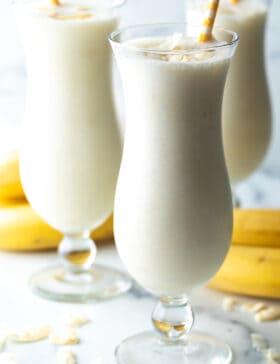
(58, 232, 97, 274)
(152, 295, 194, 343)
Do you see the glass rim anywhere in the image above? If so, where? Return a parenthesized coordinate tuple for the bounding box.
(109, 22, 239, 56)
(11, 0, 127, 10)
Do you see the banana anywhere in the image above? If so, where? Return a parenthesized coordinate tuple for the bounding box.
(0, 151, 113, 250)
(93, 214, 114, 242)
(0, 200, 61, 251)
(0, 151, 24, 200)
(0, 200, 113, 251)
(208, 244, 280, 299)
(232, 209, 280, 248)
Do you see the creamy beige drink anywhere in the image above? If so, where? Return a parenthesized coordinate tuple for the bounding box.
(187, 0, 271, 183)
(112, 31, 237, 296)
(14, 1, 131, 303)
(16, 1, 122, 234)
(111, 24, 239, 364)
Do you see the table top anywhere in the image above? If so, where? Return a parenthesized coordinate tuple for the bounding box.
(0, 243, 279, 364)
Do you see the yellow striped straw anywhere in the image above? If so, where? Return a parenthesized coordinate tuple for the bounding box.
(199, 0, 220, 42)
(50, 0, 60, 5)
(231, 0, 240, 3)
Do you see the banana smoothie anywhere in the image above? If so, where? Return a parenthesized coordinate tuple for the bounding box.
(112, 29, 238, 296)
(16, 1, 122, 234)
(187, 0, 271, 183)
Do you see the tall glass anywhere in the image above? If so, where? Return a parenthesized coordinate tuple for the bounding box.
(14, 0, 131, 302)
(187, 0, 271, 196)
(110, 24, 239, 364)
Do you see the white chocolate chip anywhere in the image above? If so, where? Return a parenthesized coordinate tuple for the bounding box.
(56, 348, 77, 364)
(54, 270, 65, 281)
(157, 33, 184, 51)
(164, 52, 214, 63)
(251, 333, 269, 353)
(168, 54, 185, 62)
(241, 302, 267, 313)
(10, 325, 51, 343)
(61, 313, 90, 328)
(49, 327, 79, 345)
(255, 307, 280, 322)
(222, 297, 239, 312)
(0, 353, 18, 364)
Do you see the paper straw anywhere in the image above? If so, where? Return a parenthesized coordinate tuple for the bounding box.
(231, 0, 240, 3)
(199, 0, 220, 42)
(50, 0, 60, 5)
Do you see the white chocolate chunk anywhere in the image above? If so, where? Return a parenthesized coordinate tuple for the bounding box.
(56, 348, 77, 364)
(54, 270, 65, 281)
(49, 327, 79, 345)
(222, 297, 239, 312)
(255, 307, 280, 322)
(163, 51, 215, 63)
(241, 302, 267, 313)
(251, 333, 269, 353)
(10, 325, 51, 343)
(61, 313, 90, 328)
(168, 54, 185, 62)
(157, 33, 184, 51)
(0, 353, 18, 364)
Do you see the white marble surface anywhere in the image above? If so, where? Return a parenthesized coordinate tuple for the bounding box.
(0, 245, 280, 364)
(0, 244, 279, 364)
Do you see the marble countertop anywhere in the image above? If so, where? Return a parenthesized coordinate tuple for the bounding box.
(0, 244, 279, 364)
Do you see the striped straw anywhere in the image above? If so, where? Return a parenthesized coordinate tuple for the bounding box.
(231, 0, 240, 3)
(199, 0, 220, 42)
(50, 0, 60, 5)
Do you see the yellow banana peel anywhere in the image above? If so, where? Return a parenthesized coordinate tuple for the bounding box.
(210, 209, 280, 298)
(0, 151, 113, 250)
(0, 200, 113, 251)
(0, 151, 24, 201)
(209, 244, 280, 299)
(232, 208, 280, 248)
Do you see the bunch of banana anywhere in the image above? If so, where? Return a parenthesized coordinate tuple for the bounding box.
(209, 243, 280, 299)
(209, 208, 280, 299)
(232, 208, 280, 247)
(0, 151, 114, 251)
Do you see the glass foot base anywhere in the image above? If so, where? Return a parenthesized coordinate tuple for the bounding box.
(116, 331, 232, 364)
(29, 264, 132, 303)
